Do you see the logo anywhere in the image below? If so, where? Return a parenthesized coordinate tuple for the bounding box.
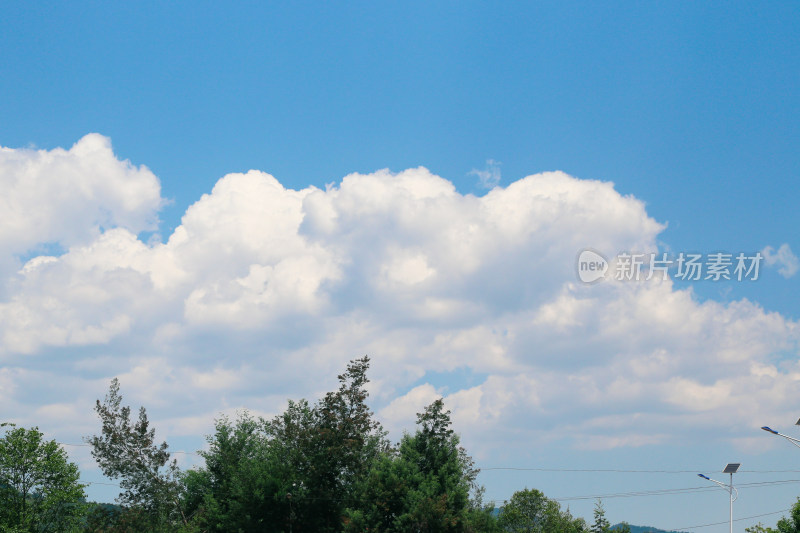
(576, 249, 609, 284)
(575, 249, 763, 284)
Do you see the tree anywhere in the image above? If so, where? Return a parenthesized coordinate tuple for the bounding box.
(86, 378, 186, 530)
(613, 523, 631, 533)
(591, 500, 610, 533)
(183, 412, 286, 532)
(347, 398, 490, 532)
(747, 497, 800, 533)
(777, 499, 800, 533)
(497, 488, 549, 533)
(178, 358, 494, 532)
(316, 356, 390, 496)
(264, 356, 390, 532)
(401, 398, 480, 531)
(497, 488, 586, 533)
(83, 503, 158, 533)
(0, 424, 87, 532)
(746, 526, 777, 533)
(183, 356, 390, 532)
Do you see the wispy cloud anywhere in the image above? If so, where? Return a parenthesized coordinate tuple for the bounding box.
(469, 159, 502, 189)
(762, 243, 799, 278)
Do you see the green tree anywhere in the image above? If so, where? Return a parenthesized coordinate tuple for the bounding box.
(591, 500, 610, 533)
(777, 499, 800, 533)
(613, 522, 631, 533)
(183, 412, 286, 532)
(183, 356, 389, 532)
(83, 504, 156, 533)
(401, 398, 479, 531)
(346, 398, 491, 532)
(747, 524, 778, 533)
(343, 450, 418, 532)
(746, 497, 800, 533)
(86, 378, 186, 531)
(316, 356, 390, 495)
(264, 356, 389, 532)
(497, 488, 586, 533)
(179, 358, 494, 532)
(0, 424, 87, 532)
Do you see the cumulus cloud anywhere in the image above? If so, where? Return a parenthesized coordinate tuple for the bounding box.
(0, 134, 163, 256)
(762, 243, 799, 278)
(0, 137, 797, 471)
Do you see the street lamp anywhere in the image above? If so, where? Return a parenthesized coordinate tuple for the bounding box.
(761, 425, 800, 450)
(697, 463, 739, 533)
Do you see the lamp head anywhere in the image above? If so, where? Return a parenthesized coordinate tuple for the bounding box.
(698, 474, 710, 480)
(762, 426, 779, 434)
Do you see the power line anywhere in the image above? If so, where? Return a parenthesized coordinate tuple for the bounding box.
(672, 507, 791, 531)
(481, 466, 800, 474)
(482, 467, 708, 473)
(82, 481, 121, 487)
(484, 479, 800, 507)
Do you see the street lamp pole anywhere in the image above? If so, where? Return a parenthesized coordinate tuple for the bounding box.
(698, 463, 739, 533)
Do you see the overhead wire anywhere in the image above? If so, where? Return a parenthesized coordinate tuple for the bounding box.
(482, 479, 800, 508)
(481, 466, 800, 474)
(671, 507, 791, 531)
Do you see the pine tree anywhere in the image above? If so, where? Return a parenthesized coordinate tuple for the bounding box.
(591, 500, 610, 533)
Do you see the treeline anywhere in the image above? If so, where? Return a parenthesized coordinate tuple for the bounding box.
(85, 356, 506, 531)
(3, 356, 633, 531)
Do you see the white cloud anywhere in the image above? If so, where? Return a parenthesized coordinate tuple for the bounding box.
(0, 137, 797, 470)
(762, 243, 799, 278)
(380, 383, 441, 434)
(0, 134, 162, 257)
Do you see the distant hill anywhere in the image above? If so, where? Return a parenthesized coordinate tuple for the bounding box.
(612, 523, 683, 533)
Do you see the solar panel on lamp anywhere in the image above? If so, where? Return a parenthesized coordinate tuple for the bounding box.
(723, 463, 740, 474)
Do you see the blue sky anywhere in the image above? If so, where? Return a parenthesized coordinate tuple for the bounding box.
(1, 1, 799, 529)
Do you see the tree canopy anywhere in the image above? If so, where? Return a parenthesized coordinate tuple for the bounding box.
(4, 355, 766, 532)
(0, 424, 86, 532)
(86, 378, 186, 529)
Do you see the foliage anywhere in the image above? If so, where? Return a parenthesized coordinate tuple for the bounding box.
(399, 398, 481, 531)
(182, 412, 286, 532)
(262, 356, 389, 531)
(76, 357, 684, 533)
(777, 499, 800, 533)
(184, 356, 390, 532)
(277, 356, 390, 531)
(1, 357, 745, 532)
(0, 424, 87, 532)
(497, 488, 587, 533)
(345, 397, 492, 532)
(612, 522, 632, 533)
(86, 378, 186, 531)
(747, 497, 800, 533)
(591, 500, 611, 533)
(83, 504, 156, 533)
(746, 525, 777, 533)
